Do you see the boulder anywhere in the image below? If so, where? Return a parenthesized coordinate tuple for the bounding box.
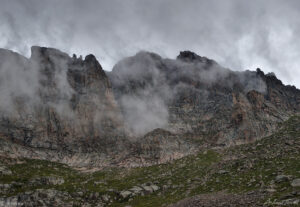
(142, 186, 154, 194)
(119, 190, 132, 199)
(218, 170, 229, 175)
(291, 179, 300, 187)
(0, 166, 12, 175)
(150, 185, 160, 191)
(275, 175, 290, 183)
(129, 186, 143, 195)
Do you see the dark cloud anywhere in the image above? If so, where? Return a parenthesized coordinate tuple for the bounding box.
(0, 0, 300, 88)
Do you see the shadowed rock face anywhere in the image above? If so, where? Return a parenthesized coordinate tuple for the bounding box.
(109, 51, 300, 146)
(0, 46, 127, 155)
(0, 47, 300, 168)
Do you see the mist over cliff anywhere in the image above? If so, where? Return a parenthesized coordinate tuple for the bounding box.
(1, 1, 300, 206)
(0, 46, 300, 169)
(2, 0, 300, 89)
(108, 51, 268, 136)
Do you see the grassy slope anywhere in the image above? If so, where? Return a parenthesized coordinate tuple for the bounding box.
(1, 116, 300, 206)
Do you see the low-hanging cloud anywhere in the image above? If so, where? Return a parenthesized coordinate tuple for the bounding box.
(0, 49, 39, 115)
(0, 47, 76, 119)
(0, 0, 300, 88)
(109, 50, 268, 136)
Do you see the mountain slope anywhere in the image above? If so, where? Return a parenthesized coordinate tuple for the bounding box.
(1, 115, 299, 206)
(1, 46, 300, 206)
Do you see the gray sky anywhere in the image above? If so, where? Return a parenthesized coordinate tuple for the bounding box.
(1, 0, 300, 88)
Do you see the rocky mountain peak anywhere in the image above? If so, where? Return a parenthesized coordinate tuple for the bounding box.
(84, 54, 100, 67)
(177, 51, 216, 65)
(177, 51, 200, 61)
(30, 46, 69, 62)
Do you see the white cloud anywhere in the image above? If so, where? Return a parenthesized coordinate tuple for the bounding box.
(0, 0, 300, 88)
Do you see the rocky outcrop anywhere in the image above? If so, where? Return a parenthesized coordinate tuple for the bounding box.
(0, 189, 76, 207)
(169, 192, 265, 207)
(135, 129, 198, 165)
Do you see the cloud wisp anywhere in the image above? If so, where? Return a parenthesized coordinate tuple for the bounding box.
(0, 0, 300, 88)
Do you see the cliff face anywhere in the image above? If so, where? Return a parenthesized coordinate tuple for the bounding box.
(109, 51, 300, 146)
(0, 47, 128, 159)
(0, 47, 299, 168)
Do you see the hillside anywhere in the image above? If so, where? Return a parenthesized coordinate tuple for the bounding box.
(1, 116, 300, 206)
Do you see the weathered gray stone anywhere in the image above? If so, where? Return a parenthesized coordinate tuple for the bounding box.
(142, 186, 154, 194)
(150, 185, 160, 191)
(0, 184, 12, 193)
(218, 170, 229, 175)
(1, 189, 72, 207)
(265, 188, 276, 193)
(0, 196, 19, 207)
(129, 186, 143, 194)
(120, 190, 132, 199)
(0, 166, 12, 175)
(101, 194, 110, 202)
(275, 175, 290, 183)
(291, 179, 300, 187)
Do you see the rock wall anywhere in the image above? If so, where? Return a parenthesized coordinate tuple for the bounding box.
(0, 47, 128, 155)
(0, 47, 300, 168)
(109, 51, 300, 146)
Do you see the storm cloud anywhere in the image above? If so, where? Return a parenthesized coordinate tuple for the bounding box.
(1, 0, 300, 88)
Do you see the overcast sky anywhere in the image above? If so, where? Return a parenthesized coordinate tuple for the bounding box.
(0, 0, 300, 88)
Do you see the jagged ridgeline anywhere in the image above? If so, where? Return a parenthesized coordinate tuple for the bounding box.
(0, 47, 300, 168)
